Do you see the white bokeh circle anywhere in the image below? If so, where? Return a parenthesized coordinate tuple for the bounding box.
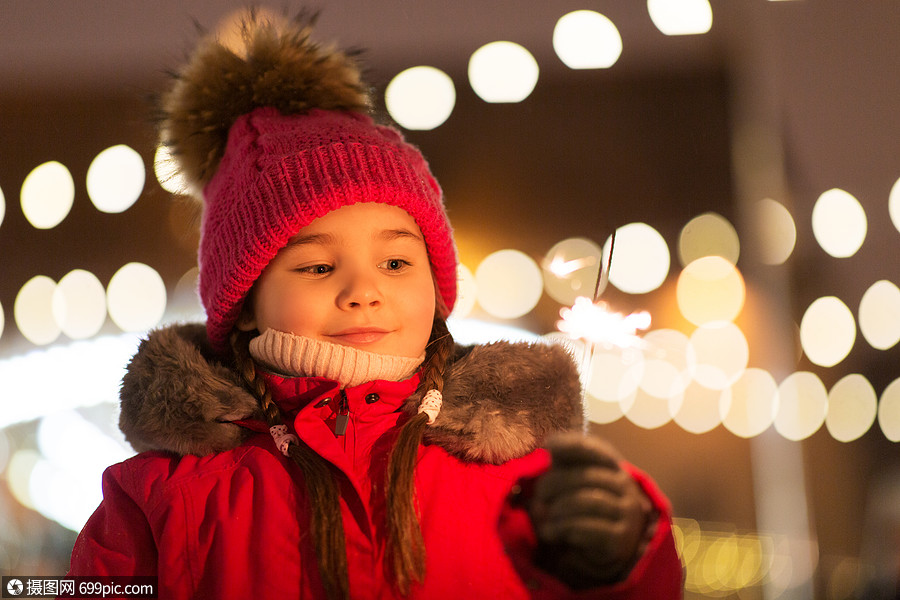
(720, 368, 778, 438)
(475, 250, 543, 319)
(606, 223, 670, 294)
(800, 296, 856, 367)
(106, 263, 167, 332)
(826, 374, 877, 442)
(385, 66, 456, 130)
(775, 371, 828, 441)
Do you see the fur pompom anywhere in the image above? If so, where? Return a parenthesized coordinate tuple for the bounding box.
(159, 9, 371, 194)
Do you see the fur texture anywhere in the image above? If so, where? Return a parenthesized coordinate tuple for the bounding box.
(119, 324, 585, 463)
(119, 323, 261, 455)
(159, 10, 371, 193)
(409, 343, 585, 464)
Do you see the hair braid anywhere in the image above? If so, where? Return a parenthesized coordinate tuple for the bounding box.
(385, 314, 454, 594)
(230, 331, 349, 600)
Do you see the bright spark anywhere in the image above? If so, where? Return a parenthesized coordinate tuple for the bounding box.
(557, 296, 651, 348)
(547, 255, 596, 277)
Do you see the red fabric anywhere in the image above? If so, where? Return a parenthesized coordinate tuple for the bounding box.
(69, 374, 683, 599)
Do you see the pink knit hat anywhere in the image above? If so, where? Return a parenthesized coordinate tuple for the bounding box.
(159, 13, 457, 353)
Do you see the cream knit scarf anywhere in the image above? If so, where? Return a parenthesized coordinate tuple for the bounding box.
(249, 328, 425, 388)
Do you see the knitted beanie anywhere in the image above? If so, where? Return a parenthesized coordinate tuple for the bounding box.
(158, 11, 457, 353)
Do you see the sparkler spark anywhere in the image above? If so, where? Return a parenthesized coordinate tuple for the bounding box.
(557, 297, 651, 348)
(547, 255, 596, 277)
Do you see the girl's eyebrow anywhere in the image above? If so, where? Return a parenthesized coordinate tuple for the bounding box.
(380, 228, 424, 242)
(283, 232, 337, 248)
(283, 228, 422, 249)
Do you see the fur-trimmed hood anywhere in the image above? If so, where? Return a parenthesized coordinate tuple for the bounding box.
(119, 323, 585, 464)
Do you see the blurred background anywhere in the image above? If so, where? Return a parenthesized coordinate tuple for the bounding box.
(1, 1, 899, 598)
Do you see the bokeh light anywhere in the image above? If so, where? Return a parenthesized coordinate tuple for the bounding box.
(647, 0, 713, 35)
(640, 329, 695, 398)
(468, 41, 539, 103)
(475, 250, 543, 319)
(606, 223, 670, 294)
(553, 10, 622, 69)
(720, 368, 778, 438)
(677, 257, 746, 326)
(625, 386, 674, 429)
(586, 394, 626, 425)
(826, 374, 877, 442)
(214, 7, 279, 57)
(51, 269, 107, 339)
(689, 322, 749, 390)
(86, 144, 145, 213)
(672, 380, 723, 434)
(35, 410, 133, 531)
(168, 267, 205, 322)
(7, 449, 41, 510)
(891, 177, 900, 236)
(0, 428, 9, 476)
(879, 378, 900, 442)
(0, 184, 5, 229)
(753, 198, 796, 265)
(812, 188, 867, 258)
(542, 237, 602, 305)
(586, 345, 645, 403)
(0, 300, 4, 341)
(385, 66, 456, 130)
(154, 144, 190, 195)
(678, 527, 779, 595)
(800, 296, 856, 367)
(775, 371, 828, 441)
(451, 264, 478, 319)
(106, 263, 167, 332)
(859, 279, 900, 350)
(0, 333, 141, 429)
(14, 276, 60, 345)
(678, 212, 740, 267)
(20, 161, 75, 229)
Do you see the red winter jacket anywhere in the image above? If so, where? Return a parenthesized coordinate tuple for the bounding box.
(68, 324, 683, 599)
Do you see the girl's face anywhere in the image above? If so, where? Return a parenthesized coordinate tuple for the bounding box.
(240, 203, 437, 358)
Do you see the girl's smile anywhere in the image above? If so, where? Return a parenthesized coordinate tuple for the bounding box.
(325, 326, 393, 346)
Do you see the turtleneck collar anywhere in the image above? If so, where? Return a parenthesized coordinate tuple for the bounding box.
(248, 328, 425, 388)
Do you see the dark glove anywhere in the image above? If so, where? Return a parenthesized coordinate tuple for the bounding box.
(530, 432, 653, 589)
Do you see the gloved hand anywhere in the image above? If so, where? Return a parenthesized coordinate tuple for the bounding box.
(530, 432, 653, 589)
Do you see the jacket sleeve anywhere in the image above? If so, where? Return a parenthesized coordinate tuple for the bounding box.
(498, 452, 684, 599)
(67, 463, 159, 577)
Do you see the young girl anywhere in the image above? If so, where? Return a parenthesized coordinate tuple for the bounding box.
(68, 11, 682, 599)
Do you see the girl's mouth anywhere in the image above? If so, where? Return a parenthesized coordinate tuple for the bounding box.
(327, 328, 391, 345)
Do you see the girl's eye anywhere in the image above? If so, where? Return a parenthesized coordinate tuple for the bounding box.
(298, 264, 332, 275)
(380, 258, 409, 271)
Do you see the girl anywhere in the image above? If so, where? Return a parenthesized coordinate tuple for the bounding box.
(68, 11, 682, 599)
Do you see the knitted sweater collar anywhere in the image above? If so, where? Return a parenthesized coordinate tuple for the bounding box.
(249, 328, 425, 388)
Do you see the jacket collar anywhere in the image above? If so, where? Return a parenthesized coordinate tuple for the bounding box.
(258, 370, 420, 420)
(118, 323, 585, 464)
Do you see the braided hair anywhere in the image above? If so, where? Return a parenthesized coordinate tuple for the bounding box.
(230, 312, 454, 598)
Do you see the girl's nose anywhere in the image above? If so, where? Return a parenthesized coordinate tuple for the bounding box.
(337, 272, 383, 309)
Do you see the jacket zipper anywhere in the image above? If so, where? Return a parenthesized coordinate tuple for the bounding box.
(334, 389, 350, 436)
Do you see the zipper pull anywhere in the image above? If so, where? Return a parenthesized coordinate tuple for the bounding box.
(334, 389, 350, 436)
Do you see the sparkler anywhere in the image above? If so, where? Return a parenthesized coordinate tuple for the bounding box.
(555, 230, 652, 349)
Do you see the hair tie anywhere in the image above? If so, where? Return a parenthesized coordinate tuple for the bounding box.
(269, 424, 299, 457)
(418, 389, 443, 425)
